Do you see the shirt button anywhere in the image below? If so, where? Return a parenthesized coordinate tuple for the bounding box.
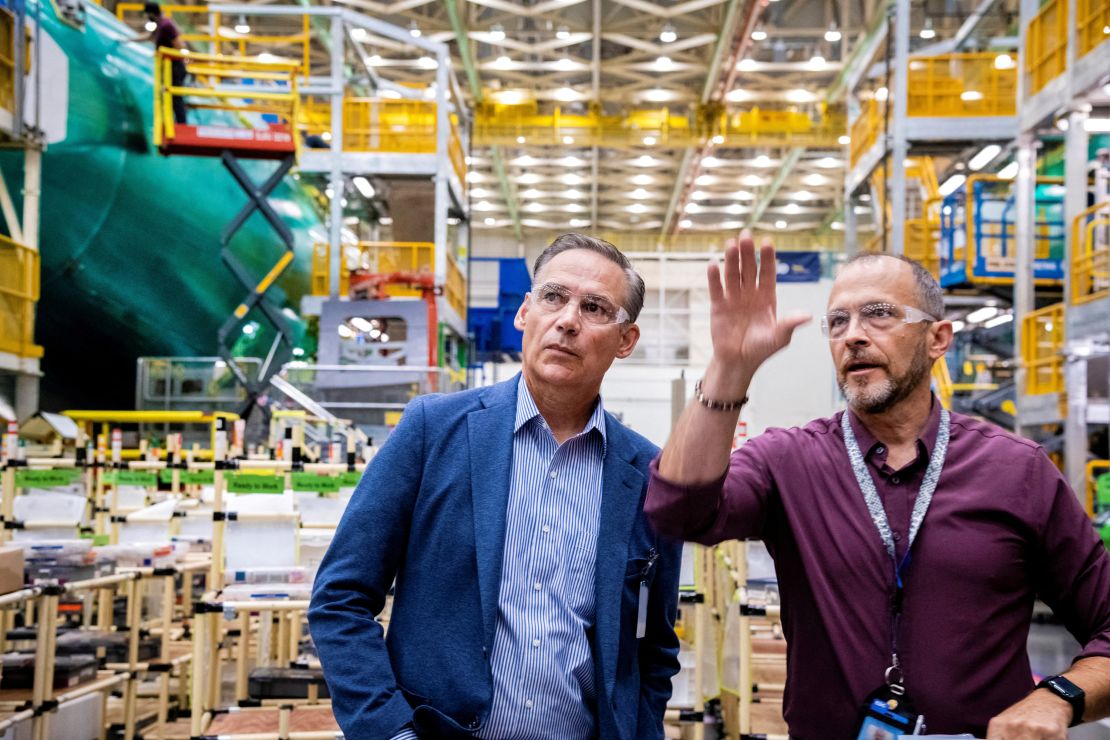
(893, 532, 902, 541)
(533, 582, 542, 591)
(532, 638, 540, 648)
(876, 446, 885, 455)
(891, 476, 900, 484)
(549, 471, 557, 479)
(525, 699, 534, 709)
(541, 525, 550, 533)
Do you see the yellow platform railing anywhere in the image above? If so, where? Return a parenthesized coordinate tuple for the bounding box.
(0, 9, 16, 114)
(153, 48, 300, 150)
(1071, 202, 1110, 306)
(1020, 302, 1065, 396)
(1026, 0, 1067, 96)
(1086, 460, 1109, 517)
(472, 103, 845, 149)
(849, 99, 883, 168)
(931, 359, 954, 410)
(311, 241, 467, 320)
(907, 53, 1016, 117)
(118, 3, 313, 78)
(1078, 0, 1110, 57)
(0, 235, 42, 360)
(300, 98, 466, 186)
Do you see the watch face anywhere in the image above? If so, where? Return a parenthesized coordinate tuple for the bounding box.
(1047, 677, 1082, 700)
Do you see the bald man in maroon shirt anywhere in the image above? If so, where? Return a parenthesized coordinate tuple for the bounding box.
(647, 234, 1110, 739)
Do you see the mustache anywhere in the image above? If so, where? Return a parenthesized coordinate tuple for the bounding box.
(841, 350, 886, 371)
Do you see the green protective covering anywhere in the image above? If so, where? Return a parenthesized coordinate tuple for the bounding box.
(1097, 473, 1110, 508)
(1102, 524, 1110, 553)
(0, 0, 323, 406)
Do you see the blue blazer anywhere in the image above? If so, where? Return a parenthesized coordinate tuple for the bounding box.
(309, 377, 682, 739)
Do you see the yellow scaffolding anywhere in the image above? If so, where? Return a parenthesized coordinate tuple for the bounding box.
(300, 97, 467, 186)
(1020, 302, 1065, 396)
(0, 235, 42, 360)
(117, 3, 314, 78)
(906, 53, 1016, 117)
(1071, 202, 1110, 306)
(153, 48, 300, 153)
(1078, 0, 1110, 57)
(472, 102, 845, 149)
(310, 241, 468, 321)
(1026, 0, 1067, 96)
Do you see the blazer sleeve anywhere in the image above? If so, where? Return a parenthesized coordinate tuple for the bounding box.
(636, 533, 683, 736)
(308, 397, 428, 739)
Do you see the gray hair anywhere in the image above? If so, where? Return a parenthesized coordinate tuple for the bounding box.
(842, 253, 944, 319)
(532, 233, 646, 323)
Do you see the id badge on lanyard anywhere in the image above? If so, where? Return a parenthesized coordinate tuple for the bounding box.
(841, 409, 951, 739)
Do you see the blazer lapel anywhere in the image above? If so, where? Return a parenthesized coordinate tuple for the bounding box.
(468, 379, 518, 652)
(593, 417, 645, 699)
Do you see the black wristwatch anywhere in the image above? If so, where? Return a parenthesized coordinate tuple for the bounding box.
(1036, 674, 1085, 727)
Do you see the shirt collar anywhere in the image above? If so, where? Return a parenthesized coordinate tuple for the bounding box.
(514, 375, 608, 449)
(846, 394, 942, 462)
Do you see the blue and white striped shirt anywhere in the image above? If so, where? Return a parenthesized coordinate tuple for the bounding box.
(475, 376, 608, 740)
(391, 378, 608, 740)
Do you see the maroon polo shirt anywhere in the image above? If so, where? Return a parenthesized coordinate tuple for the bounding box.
(646, 398, 1110, 738)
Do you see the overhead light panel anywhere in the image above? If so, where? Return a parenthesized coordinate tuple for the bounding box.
(353, 177, 375, 199)
(938, 173, 966, 196)
(966, 305, 999, 323)
(659, 23, 677, 43)
(1085, 118, 1110, 132)
(968, 144, 1001, 171)
(983, 313, 1014, 329)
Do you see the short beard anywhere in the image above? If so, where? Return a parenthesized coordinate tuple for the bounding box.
(839, 343, 932, 414)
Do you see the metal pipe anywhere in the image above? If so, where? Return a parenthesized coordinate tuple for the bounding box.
(888, 0, 910, 255)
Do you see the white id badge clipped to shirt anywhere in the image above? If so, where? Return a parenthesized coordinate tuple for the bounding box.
(636, 581, 649, 639)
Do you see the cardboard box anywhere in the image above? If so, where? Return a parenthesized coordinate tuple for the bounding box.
(0, 547, 24, 595)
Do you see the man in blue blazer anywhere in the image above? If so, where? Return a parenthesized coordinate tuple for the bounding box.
(310, 234, 682, 739)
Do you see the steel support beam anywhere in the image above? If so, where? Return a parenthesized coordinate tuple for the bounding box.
(888, 0, 909, 255)
(747, 148, 803, 229)
(440, 0, 521, 241)
(1012, 132, 1036, 437)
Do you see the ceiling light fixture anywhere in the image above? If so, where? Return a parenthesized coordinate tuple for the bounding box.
(938, 174, 967, 196)
(838, 134, 850, 146)
(659, 23, 677, 43)
(234, 16, 250, 34)
(751, 25, 767, 41)
(489, 24, 505, 42)
(824, 23, 841, 42)
(409, 20, 421, 38)
(919, 17, 935, 39)
(556, 26, 570, 40)
(997, 161, 1019, 179)
(968, 144, 1001, 171)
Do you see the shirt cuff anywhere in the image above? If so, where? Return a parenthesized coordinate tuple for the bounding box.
(390, 727, 419, 740)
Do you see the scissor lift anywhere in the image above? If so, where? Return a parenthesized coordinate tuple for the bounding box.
(153, 48, 302, 413)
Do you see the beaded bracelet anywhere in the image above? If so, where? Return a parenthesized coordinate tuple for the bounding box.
(694, 380, 749, 412)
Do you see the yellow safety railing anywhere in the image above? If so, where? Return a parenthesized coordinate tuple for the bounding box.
(311, 242, 467, 320)
(300, 98, 467, 185)
(931, 359, 953, 410)
(562, 231, 840, 253)
(1086, 460, 1110, 517)
(1020, 302, 1065, 396)
(849, 99, 883, 168)
(1078, 0, 1110, 58)
(0, 235, 42, 360)
(153, 48, 300, 150)
(1026, 0, 1067, 96)
(0, 9, 15, 114)
(907, 53, 1016, 116)
(117, 4, 313, 78)
(1071, 202, 1110, 305)
(473, 103, 845, 149)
